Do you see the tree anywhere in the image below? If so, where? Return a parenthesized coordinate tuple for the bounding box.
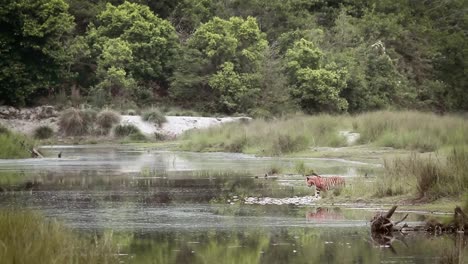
(87, 1, 179, 103)
(286, 39, 348, 113)
(0, 0, 74, 106)
(170, 16, 267, 113)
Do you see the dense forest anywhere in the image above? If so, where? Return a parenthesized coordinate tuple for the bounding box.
(1, 0, 466, 115)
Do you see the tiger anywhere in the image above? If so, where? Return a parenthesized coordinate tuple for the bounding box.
(306, 174, 345, 197)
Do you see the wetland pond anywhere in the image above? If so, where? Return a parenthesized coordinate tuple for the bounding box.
(0, 145, 466, 263)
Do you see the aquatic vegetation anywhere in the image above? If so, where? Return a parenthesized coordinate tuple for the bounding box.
(0, 210, 119, 263)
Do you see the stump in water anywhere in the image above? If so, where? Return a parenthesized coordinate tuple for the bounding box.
(371, 206, 408, 235)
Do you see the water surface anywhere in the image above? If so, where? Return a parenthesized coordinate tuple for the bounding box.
(0, 146, 465, 263)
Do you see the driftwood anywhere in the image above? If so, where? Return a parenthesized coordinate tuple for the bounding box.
(371, 206, 468, 235)
(20, 141, 44, 158)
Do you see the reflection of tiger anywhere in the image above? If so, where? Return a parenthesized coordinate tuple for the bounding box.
(306, 207, 344, 221)
(306, 175, 345, 196)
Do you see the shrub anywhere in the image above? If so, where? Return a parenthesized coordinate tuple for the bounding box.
(33, 125, 54, 139)
(142, 109, 167, 127)
(96, 110, 121, 135)
(114, 124, 145, 139)
(58, 108, 93, 136)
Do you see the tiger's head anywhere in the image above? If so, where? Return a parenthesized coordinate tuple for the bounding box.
(306, 174, 321, 187)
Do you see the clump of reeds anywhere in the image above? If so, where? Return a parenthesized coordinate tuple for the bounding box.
(58, 108, 94, 136)
(0, 210, 119, 263)
(114, 124, 146, 141)
(142, 108, 167, 127)
(96, 109, 121, 135)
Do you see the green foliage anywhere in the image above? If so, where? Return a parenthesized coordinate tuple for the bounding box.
(354, 111, 468, 152)
(0, 126, 35, 159)
(96, 110, 121, 135)
(58, 108, 94, 136)
(377, 148, 468, 200)
(87, 1, 179, 104)
(0, 0, 74, 105)
(33, 126, 54, 139)
(0, 210, 118, 263)
(142, 109, 167, 127)
(171, 16, 267, 113)
(286, 39, 348, 113)
(181, 114, 346, 155)
(114, 124, 145, 141)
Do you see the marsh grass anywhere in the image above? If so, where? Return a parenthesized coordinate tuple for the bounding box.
(0, 126, 35, 159)
(0, 210, 118, 264)
(354, 111, 468, 152)
(375, 147, 468, 200)
(181, 114, 347, 155)
(114, 124, 147, 142)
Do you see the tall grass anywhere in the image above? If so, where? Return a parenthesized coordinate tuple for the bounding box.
(58, 108, 95, 136)
(0, 126, 35, 159)
(96, 109, 121, 135)
(375, 147, 468, 200)
(181, 114, 347, 155)
(354, 111, 468, 152)
(0, 210, 118, 263)
(142, 108, 167, 127)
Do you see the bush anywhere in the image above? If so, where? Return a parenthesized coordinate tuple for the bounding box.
(142, 109, 167, 127)
(33, 125, 54, 139)
(58, 108, 93, 136)
(96, 110, 120, 135)
(114, 124, 145, 139)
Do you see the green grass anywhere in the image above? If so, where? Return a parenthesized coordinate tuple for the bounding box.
(354, 111, 468, 152)
(142, 108, 167, 127)
(181, 114, 347, 156)
(0, 126, 35, 159)
(180, 111, 468, 156)
(374, 147, 468, 200)
(0, 210, 118, 264)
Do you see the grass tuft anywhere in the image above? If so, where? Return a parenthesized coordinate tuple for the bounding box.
(58, 108, 93, 136)
(96, 110, 121, 135)
(33, 125, 54, 139)
(0, 125, 35, 159)
(142, 109, 167, 127)
(114, 124, 146, 141)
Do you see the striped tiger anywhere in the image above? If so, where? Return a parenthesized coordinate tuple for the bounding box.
(306, 175, 345, 197)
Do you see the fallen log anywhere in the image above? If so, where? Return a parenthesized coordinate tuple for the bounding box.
(371, 206, 409, 235)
